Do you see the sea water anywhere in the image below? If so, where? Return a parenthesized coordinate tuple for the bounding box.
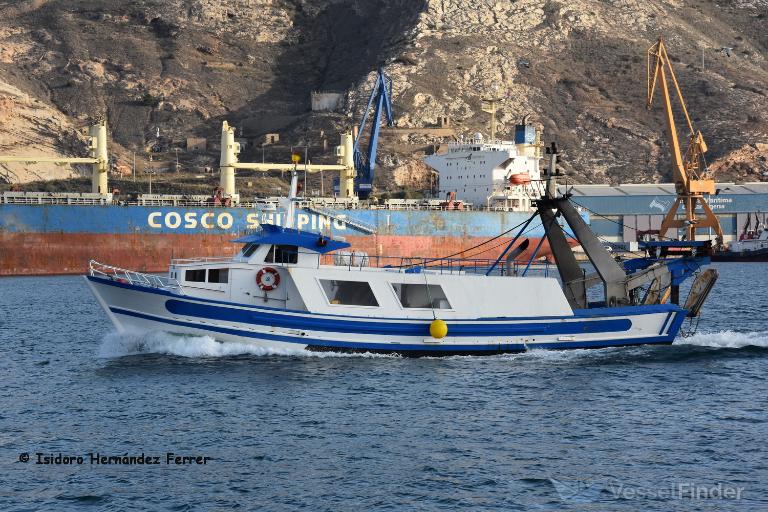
(1, 263, 767, 511)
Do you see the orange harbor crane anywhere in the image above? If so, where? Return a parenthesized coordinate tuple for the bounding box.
(646, 37, 724, 246)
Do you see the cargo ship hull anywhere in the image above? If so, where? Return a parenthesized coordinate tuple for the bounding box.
(0, 204, 577, 276)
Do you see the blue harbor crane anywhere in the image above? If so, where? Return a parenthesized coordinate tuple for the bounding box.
(336, 67, 394, 199)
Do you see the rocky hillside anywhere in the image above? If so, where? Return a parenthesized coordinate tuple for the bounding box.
(1, 0, 767, 191)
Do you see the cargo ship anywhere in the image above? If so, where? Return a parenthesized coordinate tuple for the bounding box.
(0, 196, 573, 275)
(4, 115, 767, 274)
(0, 118, 577, 276)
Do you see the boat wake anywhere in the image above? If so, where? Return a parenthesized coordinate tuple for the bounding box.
(97, 331, 396, 359)
(674, 330, 768, 349)
(98, 331, 311, 359)
(491, 331, 768, 366)
(96, 329, 768, 361)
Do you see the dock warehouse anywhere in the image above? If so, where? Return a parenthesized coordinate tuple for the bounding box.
(563, 183, 768, 243)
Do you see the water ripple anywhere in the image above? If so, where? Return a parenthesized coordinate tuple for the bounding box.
(1, 265, 767, 510)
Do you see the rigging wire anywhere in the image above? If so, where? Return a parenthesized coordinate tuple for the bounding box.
(418, 205, 576, 268)
(395, 212, 539, 268)
(567, 196, 682, 243)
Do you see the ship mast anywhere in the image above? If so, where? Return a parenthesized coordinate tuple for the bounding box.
(0, 119, 109, 195)
(481, 92, 504, 141)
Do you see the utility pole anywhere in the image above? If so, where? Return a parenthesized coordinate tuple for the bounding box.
(174, 148, 180, 173)
(132, 151, 136, 182)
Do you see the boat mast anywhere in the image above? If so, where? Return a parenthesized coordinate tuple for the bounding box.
(284, 165, 299, 230)
(536, 143, 684, 307)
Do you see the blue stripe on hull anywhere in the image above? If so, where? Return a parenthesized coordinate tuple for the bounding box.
(163, 299, 632, 337)
(109, 306, 677, 356)
(666, 310, 688, 338)
(111, 307, 526, 353)
(306, 337, 674, 356)
(658, 312, 672, 335)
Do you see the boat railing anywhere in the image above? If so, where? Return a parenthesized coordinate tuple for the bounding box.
(89, 260, 183, 292)
(2, 192, 113, 205)
(170, 256, 234, 266)
(321, 252, 551, 277)
(3, 191, 545, 212)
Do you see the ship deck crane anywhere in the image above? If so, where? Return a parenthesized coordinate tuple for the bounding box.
(221, 69, 393, 202)
(218, 121, 356, 203)
(0, 120, 109, 194)
(348, 67, 394, 199)
(646, 37, 723, 245)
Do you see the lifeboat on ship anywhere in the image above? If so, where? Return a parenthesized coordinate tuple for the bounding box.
(509, 173, 531, 185)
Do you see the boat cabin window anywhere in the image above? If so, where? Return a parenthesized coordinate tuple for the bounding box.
(320, 279, 379, 307)
(185, 269, 206, 282)
(266, 244, 299, 264)
(242, 243, 260, 258)
(208, 268, 229, 283)
(392, 283, 451, 309)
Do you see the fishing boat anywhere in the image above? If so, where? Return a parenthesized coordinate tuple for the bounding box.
(711, 212, 768, 262)
(85, 154, 718, 356)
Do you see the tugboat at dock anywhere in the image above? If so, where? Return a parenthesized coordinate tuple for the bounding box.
(712, 212, 768, 262)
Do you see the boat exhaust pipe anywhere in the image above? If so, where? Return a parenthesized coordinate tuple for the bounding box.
(505, 238, 530, 276)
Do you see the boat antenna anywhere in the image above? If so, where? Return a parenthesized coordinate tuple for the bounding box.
(284, 152, 301, 229)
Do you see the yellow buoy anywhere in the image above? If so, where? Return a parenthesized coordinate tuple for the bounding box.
(429, 319, 448, 339)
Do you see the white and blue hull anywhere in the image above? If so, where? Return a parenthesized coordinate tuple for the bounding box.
(86, 276, 688, 356)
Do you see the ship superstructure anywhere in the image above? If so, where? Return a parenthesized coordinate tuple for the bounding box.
(424, 120, 543, 211)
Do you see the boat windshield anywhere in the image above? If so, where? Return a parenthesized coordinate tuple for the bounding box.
(241, 243, 260, 257)
(266, 245, 299, 264)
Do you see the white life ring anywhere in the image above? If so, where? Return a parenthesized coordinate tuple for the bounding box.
(256, 267, 280, 291)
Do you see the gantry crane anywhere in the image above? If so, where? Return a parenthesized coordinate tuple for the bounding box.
(647, 37, 723, 245)
(221, 68, 393, 202)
